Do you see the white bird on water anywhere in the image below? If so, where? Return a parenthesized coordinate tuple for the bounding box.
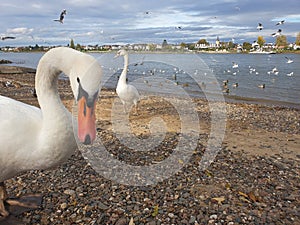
(285, 56, 293, 64)
(272, 67, 279, 74)
(0, 47, 102, 218)
(114, 49, 140, 114)
(232, 62, 239, 68)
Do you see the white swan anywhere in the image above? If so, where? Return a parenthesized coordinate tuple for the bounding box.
(0, 47, 102, 217)
(114, 49, 139, 113)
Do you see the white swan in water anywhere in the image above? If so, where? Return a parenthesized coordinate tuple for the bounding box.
(114, 49, 139, 113)
(0, 47, 102, 218)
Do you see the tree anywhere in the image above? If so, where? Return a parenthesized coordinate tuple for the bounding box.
(180, 42, 186, 49)
(33, 44, 40, 50)
(187, 43, 195, 50)
(70, 39, 75, 49)
(76, 43, 82, 51)
(257, 36, 265, 47)
(295, 32, 300, 45)
(242, 42, 252, 51)
(197, 39, 208, 45)
(147, 43, 156, 51)
(275, 35, 288, 47)
(227, 41, 235, 49)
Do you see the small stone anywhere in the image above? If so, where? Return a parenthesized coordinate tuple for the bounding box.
(60, 202, 68, 210)
(168, 213, 175, 218)
(115, 217, 127, 225)
(210, 214, 217, 220)
(64, 189, 75, 196)
(147, 221, 156, 225)
(189, 216, 196, 224)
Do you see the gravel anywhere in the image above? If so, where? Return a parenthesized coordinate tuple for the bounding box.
(1, 66, 299, 224)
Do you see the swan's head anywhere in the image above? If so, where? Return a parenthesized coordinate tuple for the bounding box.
(114, 49, 128, 58)
(70, 56, 102, 145)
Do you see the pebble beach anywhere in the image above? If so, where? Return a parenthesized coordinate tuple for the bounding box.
(0, 65, 299, 225)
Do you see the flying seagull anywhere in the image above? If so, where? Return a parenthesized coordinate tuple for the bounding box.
(271, 29, 282, 37)
(257, 23, 263, 30)
(0, 36, 16, 40)
(54, 9, 67, 23)
(276, 20, 285, 25)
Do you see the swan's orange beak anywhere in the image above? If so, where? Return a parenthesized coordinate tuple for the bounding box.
(77, 96, 96, 145)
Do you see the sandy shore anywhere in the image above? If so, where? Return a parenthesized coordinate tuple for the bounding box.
(0, 65, 299, 224)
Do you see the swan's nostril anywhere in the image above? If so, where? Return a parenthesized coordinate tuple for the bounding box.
(83, 135, 91, 145)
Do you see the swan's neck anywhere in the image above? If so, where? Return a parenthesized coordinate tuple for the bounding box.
(36, 55, 72, 117)
(117, 54, 129, 86)
(35, 51, 75, 156)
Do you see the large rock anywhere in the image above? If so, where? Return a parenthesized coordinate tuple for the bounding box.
(0, 59, 12, 64)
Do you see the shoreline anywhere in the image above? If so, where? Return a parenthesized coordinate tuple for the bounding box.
(2, 49, 300, 54)
(1, 65, 299, 159)
(0, 65, 299, 224)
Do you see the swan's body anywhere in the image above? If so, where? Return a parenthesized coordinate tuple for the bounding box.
(115, 49, 140, 113)
(0, 47, 102, 217)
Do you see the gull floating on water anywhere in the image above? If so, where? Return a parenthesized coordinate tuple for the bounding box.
(272, 67, 278, 73)
(54, 9, 67, 23)
(285, 56, 293, 64)
(232, 62, 239, 68)
(286, 72, 294, 77)
(258, 84, 265, 89)
(271, 67, 279, 75)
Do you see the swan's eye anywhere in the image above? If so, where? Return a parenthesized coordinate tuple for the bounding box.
(77, 77, 80, 83)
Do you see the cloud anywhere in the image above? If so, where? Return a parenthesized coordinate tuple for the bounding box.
(0, 0, 299, 46)
(7, 27, 34, 35)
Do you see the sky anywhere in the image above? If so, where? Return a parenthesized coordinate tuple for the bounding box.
(0, 0, 300, 47)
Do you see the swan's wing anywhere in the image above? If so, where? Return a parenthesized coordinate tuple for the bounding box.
(0, 96, 42, 153)
(128, 85, 140, 97)
(124, 85, 140, 102)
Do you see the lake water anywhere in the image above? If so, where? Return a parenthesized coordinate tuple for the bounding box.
(1, 51, 299, 108)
